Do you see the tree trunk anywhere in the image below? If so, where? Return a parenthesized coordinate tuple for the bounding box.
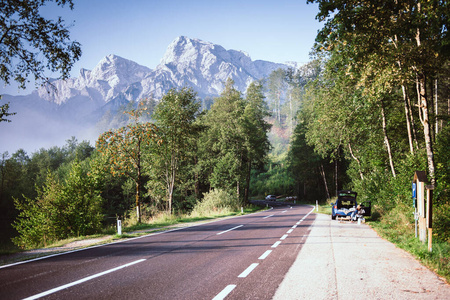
(320, 164, 330, 199)
(402, 84, 415, 154)
(394, 36, 418, 152)
(335, 149, 339, 197)
(136, 144, 141, 223)
(194, 156, 200, 199)
(416, 73, 436, 185)
(136, 182, 140, 223)
(168, 155, 176, 214)
(408, 86, 420, 151)
(348, 143, 364, 180)
(244, 160, 251, 204)
(434, 78, 439, 135)
(136, 160, 141, 223)
(379, 99, 396, 177)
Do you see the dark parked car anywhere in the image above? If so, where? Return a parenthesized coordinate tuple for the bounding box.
(331, 190, 371, 220)
(265, 195, 277, 201)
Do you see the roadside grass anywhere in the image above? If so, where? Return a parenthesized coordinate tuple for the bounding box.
(316, 203, 332, 215)
(0, 240, 20, 256)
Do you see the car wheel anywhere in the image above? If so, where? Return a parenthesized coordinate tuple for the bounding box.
(331, 215, 336, 220)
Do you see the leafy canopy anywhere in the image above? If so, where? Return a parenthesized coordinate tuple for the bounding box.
(0, 0, 81, 89)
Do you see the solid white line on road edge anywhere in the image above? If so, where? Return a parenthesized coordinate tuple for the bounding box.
(217, 225, 243, 235)
(238, 263, 259, 278)
(259, 250, 272, 260)
(263, 214, 274, 219)
(23, 259, 146, 300)
(298, 207, 315, 223)
(287, 229, 293, 234)
(280, 234, 288, 240)
(302, 208, 315, 220)
(272, 241, 282, 248)
(213, 285, 236, 300)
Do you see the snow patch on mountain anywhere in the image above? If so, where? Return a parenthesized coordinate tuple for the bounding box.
(1, 36, 301, 153)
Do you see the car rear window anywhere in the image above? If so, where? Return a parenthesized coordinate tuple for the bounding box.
(337, 199, 356, 208)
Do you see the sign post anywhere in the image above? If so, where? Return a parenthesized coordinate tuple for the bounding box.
(412, 182, 418, 238)
(426, 185, 434, 252)
(413, 171, 427, 243)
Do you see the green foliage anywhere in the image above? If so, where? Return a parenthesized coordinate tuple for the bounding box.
(294, 0, 450, 244)
(0, 0, 81, 89)
(12, 160, 103, 249)
(434, 126, 450, 242)
(150, 88, 202, 213)
(0, 98, 16, 123)
(96, 103, 161, 222)
(190, 189, 241, 217)
(198, 79, 271, 203)
(251, 154, 293, 197)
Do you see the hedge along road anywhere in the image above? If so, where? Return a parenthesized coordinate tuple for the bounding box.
(0, 205, 315, 300)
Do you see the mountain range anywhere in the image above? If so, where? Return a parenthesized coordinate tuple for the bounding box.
(0, 36, 294, 153)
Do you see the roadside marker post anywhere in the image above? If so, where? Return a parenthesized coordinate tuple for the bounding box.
(426, 185, 434, 252)
(117, 219, 122, 235)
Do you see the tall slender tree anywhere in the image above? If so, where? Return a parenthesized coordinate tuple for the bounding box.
(151, 88, 201, 214)
(242, 81, 272, 202)
(308, 0, 450, 184)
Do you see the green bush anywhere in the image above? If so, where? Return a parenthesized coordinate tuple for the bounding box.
(12, 161, 103, 249)
(190, 189, 241, 217)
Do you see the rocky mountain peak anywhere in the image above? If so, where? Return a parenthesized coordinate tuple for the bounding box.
(1, 36, 297, 153)
(91, 54, 152, 83)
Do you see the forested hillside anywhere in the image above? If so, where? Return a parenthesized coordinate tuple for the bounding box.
(0, 80, 277, 249)
(1, 0, 449, 250)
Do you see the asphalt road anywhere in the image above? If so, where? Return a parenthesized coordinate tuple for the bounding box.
(0, 205, 315, 300)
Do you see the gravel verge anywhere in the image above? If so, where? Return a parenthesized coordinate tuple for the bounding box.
(273, 213, 450, 299)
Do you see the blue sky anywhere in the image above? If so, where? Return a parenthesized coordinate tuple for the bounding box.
(1, 0, 322, 95)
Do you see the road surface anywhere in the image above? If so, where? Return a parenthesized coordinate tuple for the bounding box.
(0, 205, 315, 300)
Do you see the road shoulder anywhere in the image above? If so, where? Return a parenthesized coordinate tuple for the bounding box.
(273, 213, 450, 299)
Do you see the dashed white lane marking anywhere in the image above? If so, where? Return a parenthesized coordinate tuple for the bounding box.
(238, 263, 259, 278)
(213, 207, 316, 300)
(23, 259, 146, 300)
(217, 225, 243, 235)
(282, 210, 287, 213)
(259, 250, 272, 260)
(272, 241, 281, 248)
(213, 285, 236, 300)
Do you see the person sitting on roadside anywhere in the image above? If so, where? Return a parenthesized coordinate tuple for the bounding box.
(351, 204, 363, 222)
